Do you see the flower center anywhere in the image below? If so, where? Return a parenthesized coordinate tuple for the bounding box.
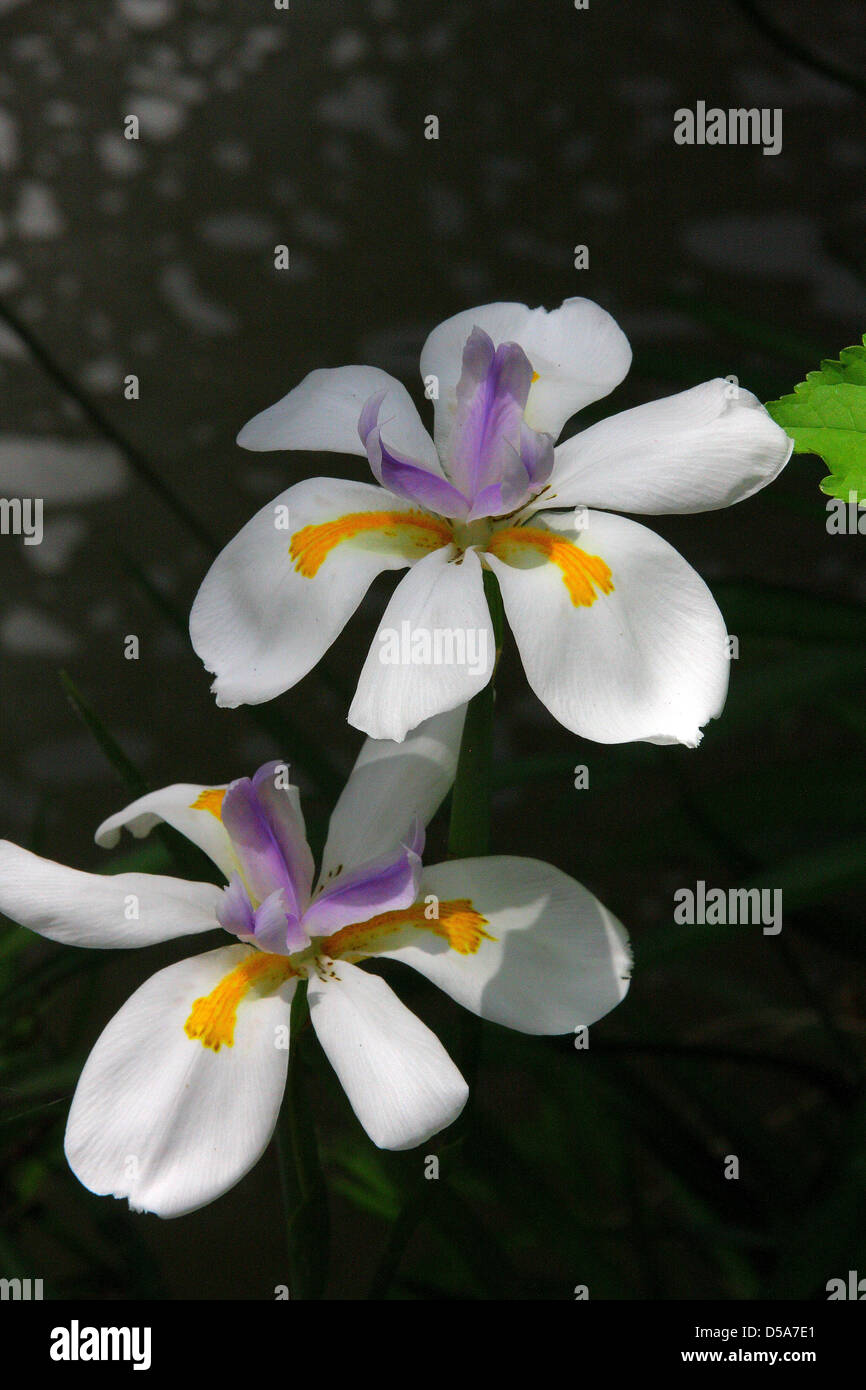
(450, 517, 491, 551)
(183, 898, 495, 1051)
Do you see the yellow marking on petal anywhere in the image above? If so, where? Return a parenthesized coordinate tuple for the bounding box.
(190, 787, 226, 820)
(487, 526, 614, 608)
(530, 370, 540, 384)
(323, 898, 495, 961)
(185, 952, 297, 1052)
(290, 510, 453, 578)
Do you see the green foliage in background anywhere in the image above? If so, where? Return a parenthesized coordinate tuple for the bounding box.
(766, 338, 866, 505)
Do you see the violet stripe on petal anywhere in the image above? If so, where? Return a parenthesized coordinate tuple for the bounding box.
(303, 840, 424, 937)
(221, 775, 304, 915)
(360, 390, 471, 518)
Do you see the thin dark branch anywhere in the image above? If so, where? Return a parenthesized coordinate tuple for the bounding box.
(733, 0, 866, 99)
(0, 298, 219, 555)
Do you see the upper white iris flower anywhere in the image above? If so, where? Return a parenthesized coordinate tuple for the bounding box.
(0, 708, 630, 1218)
(191, 298, 792, 746)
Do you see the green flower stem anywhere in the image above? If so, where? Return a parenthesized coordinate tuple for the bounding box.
(447, 567, 505, 1131)
(366, 570, 505, 1299)
(447, 568, 505, 859)
(276, 980, 330, 1299)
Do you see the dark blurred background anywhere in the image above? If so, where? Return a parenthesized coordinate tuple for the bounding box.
(1, 0, 865, 1300)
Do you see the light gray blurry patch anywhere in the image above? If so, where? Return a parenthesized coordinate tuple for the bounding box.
(117, 0, 176, 30)
(14, 182, 64, 240)
(211, 140, 251, 173)
(0, 605, 77, 658)
(0, 321, 26, 359)
(23, 516, 87, 576)
(159, 263, 238, 334)
(125, 93, 186, 141)
(0, 439, 127, 502)
(96, 131, 143, 177)
(79, 358, 123, 393)
(683, 212, 866, 316)
(0, 108, 18, 171)
(317, 76, 405, 151)
(199, 212, 277, 251)
(328, 31, 369, 68)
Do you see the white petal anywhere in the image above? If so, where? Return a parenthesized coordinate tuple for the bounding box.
(550, 379, 793, 514)
(348, 545, 494, 742)
(308, 960, 467, 1150)
(379, 857, 631, 1033)
(96, 783, 235, 881)
(485, 510, 729, 746)
(237, 365, 440, 472)
(321, 705, 466, 881)
(65, 945, 294, 1217)
(190, 477, 449, 708)
(419, 298, 631, 450)
(0, 841, 223, 948)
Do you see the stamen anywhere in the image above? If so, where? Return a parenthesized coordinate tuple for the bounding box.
(290, 510, 452, 578)
(185, 952, 297, 1051)
(487, 526, 614, 608)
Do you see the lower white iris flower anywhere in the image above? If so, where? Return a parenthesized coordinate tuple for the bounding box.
(0, 710, 630, 1217)
(191, 297, 792, 746)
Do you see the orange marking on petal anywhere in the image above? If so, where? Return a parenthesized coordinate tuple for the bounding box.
(190, 788, 226, 820)
(530, 370, 540, 384)
(290, 510, 452, 578)
(487, 525, 614, 608)
(184, 952, 297, 1052)
(323, 898, 495, 961)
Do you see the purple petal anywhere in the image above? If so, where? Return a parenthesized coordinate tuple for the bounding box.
(302, 840, 423, 937)
(448, 329, 533, 499)
(360, 390, 470, 519)
(216, 874, 256, 939)
(466, 427, 554, 520)
(251, 762, 314, 906)
(253, 888, 310, 956)
(221, 770, 309, 916)
(519, 421, 555, 488)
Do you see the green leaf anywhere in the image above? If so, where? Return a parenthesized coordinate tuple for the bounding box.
(765, 338, 866, 503)
(275, 983, 330, 1299)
